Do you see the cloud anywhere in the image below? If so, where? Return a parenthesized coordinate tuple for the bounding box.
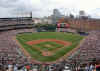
(0, 0, 19, 8)
(0, 0, 100, 18)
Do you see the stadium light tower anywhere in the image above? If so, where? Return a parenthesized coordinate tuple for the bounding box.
(30, 12, 32, 19)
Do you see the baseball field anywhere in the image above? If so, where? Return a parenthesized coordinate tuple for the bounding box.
(16, 32, 84, 62)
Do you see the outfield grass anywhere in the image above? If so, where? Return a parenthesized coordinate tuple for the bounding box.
(16, 32, 84, 62)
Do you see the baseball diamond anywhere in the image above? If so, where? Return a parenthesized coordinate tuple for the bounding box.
(16, 32, 84, 63)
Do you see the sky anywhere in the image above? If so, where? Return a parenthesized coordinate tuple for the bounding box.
(0, 0, 100, 18)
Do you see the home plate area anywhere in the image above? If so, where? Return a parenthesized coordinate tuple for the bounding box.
(26, 39, 72, 56)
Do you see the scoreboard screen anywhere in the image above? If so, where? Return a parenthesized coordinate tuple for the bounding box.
(57, 23, 70, 28)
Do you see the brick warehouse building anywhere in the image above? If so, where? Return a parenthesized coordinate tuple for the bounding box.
(67, 18, 100, 32)
(56, 17, 100, 32)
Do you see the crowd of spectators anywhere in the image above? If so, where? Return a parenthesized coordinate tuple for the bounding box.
(78, 31, 100, 62)
(0, 29, 34, 71)
(65, 31, 100, 71)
